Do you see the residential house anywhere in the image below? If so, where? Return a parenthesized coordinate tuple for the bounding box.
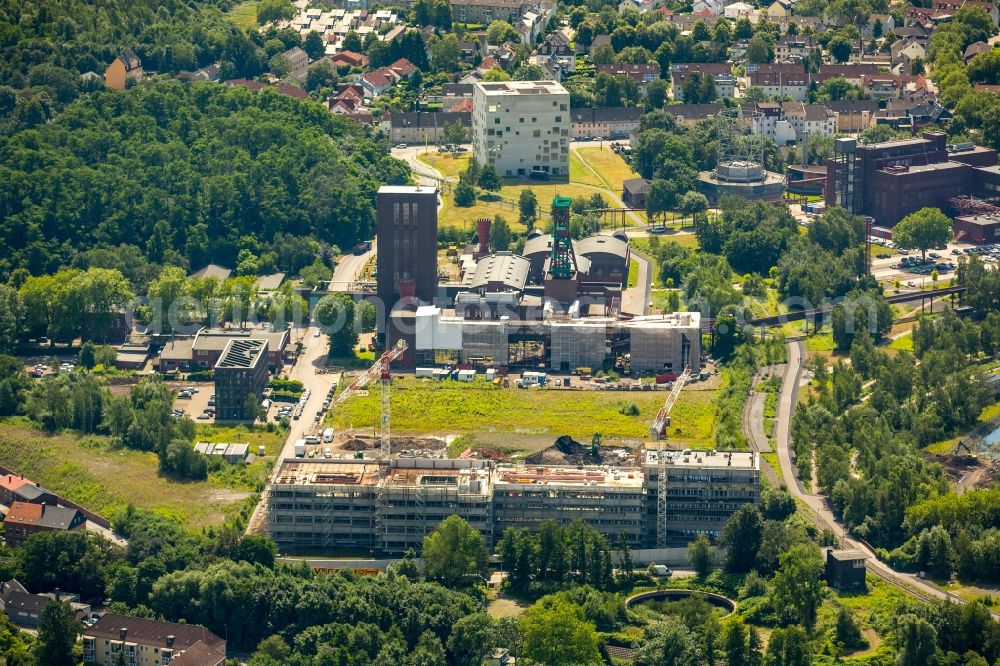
(661, 102, 724, 124)
(815, 63, 881, 86)
(622, 178, 650, 208)
(774, 34, 817, 62)
(966, 41, 992, 62)
(83, 614, 226, 666)
(891, 38, 927, 67)
(530, 52, 576, 81)
(770, 15, 824, 33)
(746, 63, 809, 101)
(820, 99, 878, 132)
(450, 0, 529, 24)
(781, 101, 836, 141)
(0, 474, 33, 506)
(381, 111, 472, 144)
(329, 50, 368, 69)
(861, 73, 929, 101)
(224, 79, 309, 100)
(671, 63, 735, 100)
(931, 0, 999, 25)
(618, 0, 655, 12)
(974, 83, 1000, 94)
(595, 63, 661, 85)
(724, 2, 758, 20)
(766, 0, 794, 18)
(281, 46, 309, 76)
(190, 64, 220, 82)
(0, 580, 90, 629)
(104, 50, 142, 90)
(190, 264, 232, 282)
(389, 58, 417, 79)
(536, 30, 574, 56)
(361, 69, 395, 98)
(691, 0, 725, 15)
(169, 641, 226, 666)
(570, 107, 644, 139)
(3, 503, 86, 548)
(862, 13, 895, 38)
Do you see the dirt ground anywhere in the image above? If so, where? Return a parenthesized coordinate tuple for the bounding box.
(925, 452, 999, 493)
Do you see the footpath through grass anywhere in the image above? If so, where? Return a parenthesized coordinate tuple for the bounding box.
(575, 146, 637, 192)
(0, 417, 283, 528)
(332, 378, 717, 444)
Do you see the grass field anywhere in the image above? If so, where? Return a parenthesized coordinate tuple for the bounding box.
(627, 260, 639, 288)
(0, 418, 282, 528)
(575, 146, 637, 192)
(331, 378, 718, 445)
(438, 191, 525, 232)
(886, 332, 913, 351)
(416, 151, 471, 179)
(569, 151, 604, 187)
(227, 0, 259, 29)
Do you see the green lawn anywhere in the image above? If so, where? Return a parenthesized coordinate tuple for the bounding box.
(331, 378, 718, 445)
(227, 0, 259, 29)
(416, 151, 471, 179)
(804, 328, 835, 352)
(569, 151, 604, 187)
(886, 332, 913, 351)
(575, 146, 638, 193)
(0, 417, 283, 528)
(438, 191, 525, 232)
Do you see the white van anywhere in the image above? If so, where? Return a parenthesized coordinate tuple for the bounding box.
(323, 427, 335, 443)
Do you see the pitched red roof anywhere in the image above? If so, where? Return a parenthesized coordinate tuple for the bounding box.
(0, 474, 30, 493)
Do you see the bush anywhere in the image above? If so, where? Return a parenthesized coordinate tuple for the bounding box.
(271, 390, 301, 403)
(618, 402, 640, 416)
(268, 379, 304, 392)
(186, 370, 214, 381)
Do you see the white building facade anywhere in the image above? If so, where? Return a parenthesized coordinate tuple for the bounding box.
(472, 80, 571, 177)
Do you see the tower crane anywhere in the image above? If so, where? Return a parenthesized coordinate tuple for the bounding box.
(650, 366, 691, 549)
(330, 340, 407, 459)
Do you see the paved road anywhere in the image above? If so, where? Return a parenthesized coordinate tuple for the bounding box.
(773, 340, 998, 615)
(327, 243, 375, 291)
(621, 249, 651, 316)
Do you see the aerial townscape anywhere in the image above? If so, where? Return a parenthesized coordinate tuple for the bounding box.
(5, 0, 1000, 664)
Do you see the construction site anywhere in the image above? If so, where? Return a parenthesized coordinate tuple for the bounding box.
(259, 356, 760, 555)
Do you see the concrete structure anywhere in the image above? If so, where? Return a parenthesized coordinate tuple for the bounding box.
(377, 185, 439, 320)
(411, 308, 700, 373)
(83, 614, 225, 666)
(825, 549, 868, 591)
(105, 50, 142, 90)
(213, 339, 269, 421)
(472, 80, 570, 177)
(3, 502, 86, 547)
(267, 447, 758, 552)
(825, 132, 1000, 226)
(696, 161, 786, 204)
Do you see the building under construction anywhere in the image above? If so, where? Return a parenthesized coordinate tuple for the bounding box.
(265, 450, 759, 554)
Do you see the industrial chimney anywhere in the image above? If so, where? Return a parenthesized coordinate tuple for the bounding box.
(475, 218, 491, 259)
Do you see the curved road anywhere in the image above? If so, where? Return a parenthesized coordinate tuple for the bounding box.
(770, 340, 998, 616)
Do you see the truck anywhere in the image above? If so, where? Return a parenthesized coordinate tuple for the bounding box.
(294, 439, 306, 458)
(323, 427, 335, 443)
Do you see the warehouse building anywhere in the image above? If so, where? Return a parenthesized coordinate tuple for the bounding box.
(265, 449, 758, 552)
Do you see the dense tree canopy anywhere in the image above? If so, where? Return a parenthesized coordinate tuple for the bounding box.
(0, 81, 407, 277)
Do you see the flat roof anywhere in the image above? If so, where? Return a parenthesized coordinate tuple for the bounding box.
(495, 465, 643, 488)
(475, 80, 568, 95)
(378, 185, 438, 195)
(644, 449, 758, 470)
(214, 338, 267, 369)
(274, 460, 381, 486)
(828, 549, 868, 561)
(878, 160, 967, 174)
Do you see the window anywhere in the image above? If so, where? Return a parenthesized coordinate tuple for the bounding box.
(533, 129, 540, 137)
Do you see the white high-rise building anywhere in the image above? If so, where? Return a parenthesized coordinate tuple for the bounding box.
(472, 80, 570, 178)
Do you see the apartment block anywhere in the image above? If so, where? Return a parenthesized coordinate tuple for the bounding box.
(83, 614, 225, 665)
(472, 80, 570, 178)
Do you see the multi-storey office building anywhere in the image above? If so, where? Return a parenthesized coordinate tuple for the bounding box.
(472, 80, 570, 178)
(213, 338, 269, 421)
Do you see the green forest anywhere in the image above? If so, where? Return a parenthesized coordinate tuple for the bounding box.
(0, 81, 408, 276)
